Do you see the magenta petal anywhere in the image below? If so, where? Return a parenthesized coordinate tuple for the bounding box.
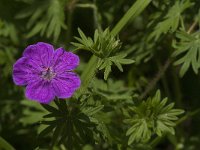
(51, 72, 81, 98)
(13, 57, 41, 85)
(25, 80, 55, 104)
(51, 48, 79, 73)
(23, 42, 54, 67)
(13, 42, 81, 104)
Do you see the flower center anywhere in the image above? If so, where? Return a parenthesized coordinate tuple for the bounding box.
(41, 67, 56, 81)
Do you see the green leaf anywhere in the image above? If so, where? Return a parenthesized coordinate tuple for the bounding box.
(127, 119, 151, 145)
(104, 60, 112, 80)
(19, 100, 48, 126)
(41, 104, 60, 114)
(125, 90, 184, 144)
(74, 0, 152, 99)
(173, 30, 200, 77)
(97, 53, 134, 80)
(16, 0, 66, 42)
(39, 125, 55, 137)
(149, 0, 193, 40)
(78, 28, 90, 47)
(110, 53, 135, 72)
(51, 122, 64, 146)
(82, 105, 104, 116)
(72, 28, 121, 58)
(0, 19, 19, 44)
(92, 78, 133, 102)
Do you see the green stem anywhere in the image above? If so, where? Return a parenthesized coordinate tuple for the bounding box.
(77, 0, 152, 96)
(171, 66, 183, 107)
(139, 59, 171, 100)
(111, 0, 151, 36)
(0, 136, 15, 150)
(76, 55, 99, 96)
(176, 108, 200, 125)
(157, 59, 171, 99)
(93, 0, 102, 31)
(150, 135, 163, 147)
(66, 5, 75, 48)
(75, 2, 101, 30)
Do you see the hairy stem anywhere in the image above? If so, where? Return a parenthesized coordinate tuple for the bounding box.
(77, 55, 99, 96)
(139, 59, 171, 100)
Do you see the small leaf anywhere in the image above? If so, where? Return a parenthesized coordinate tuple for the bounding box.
(173, 30, 200, 77)
(82, 105, 104, 116)
(104, 61, 112, 80)
(51, 122, 64, 146)
(125, 90, 184, 143)
(41, 104, 60, 113)
(39, 125, 55, 137)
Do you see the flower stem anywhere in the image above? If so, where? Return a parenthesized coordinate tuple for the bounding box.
(111, 0, 151, 36)
(66, 0, 77, 48)
(0, 136, 15, 150)
(77, 55, 99, 96)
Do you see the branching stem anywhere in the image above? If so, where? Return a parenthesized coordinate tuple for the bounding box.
(77, 0, 152, 96)
(140, 20, 198, 100)
(139, 59, 171, 100)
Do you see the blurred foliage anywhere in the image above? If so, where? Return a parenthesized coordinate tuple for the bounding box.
(16, 0, 67, 42)
(1, 0, 200, 150)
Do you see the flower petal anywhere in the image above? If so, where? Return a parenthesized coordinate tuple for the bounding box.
(51, 48, 79, 73)
(23, 42, 54, 67)
(25, 80, 55, 104)
(13, 57, 41, 85)
(52, 72, 81, 98)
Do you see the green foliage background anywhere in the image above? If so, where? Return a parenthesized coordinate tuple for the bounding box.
(0, 0, 200, 149)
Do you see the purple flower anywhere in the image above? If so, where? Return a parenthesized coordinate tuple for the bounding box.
(13, 42, 81, 104)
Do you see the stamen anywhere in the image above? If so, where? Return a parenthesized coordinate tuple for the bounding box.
(41, 67, 56, 80)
